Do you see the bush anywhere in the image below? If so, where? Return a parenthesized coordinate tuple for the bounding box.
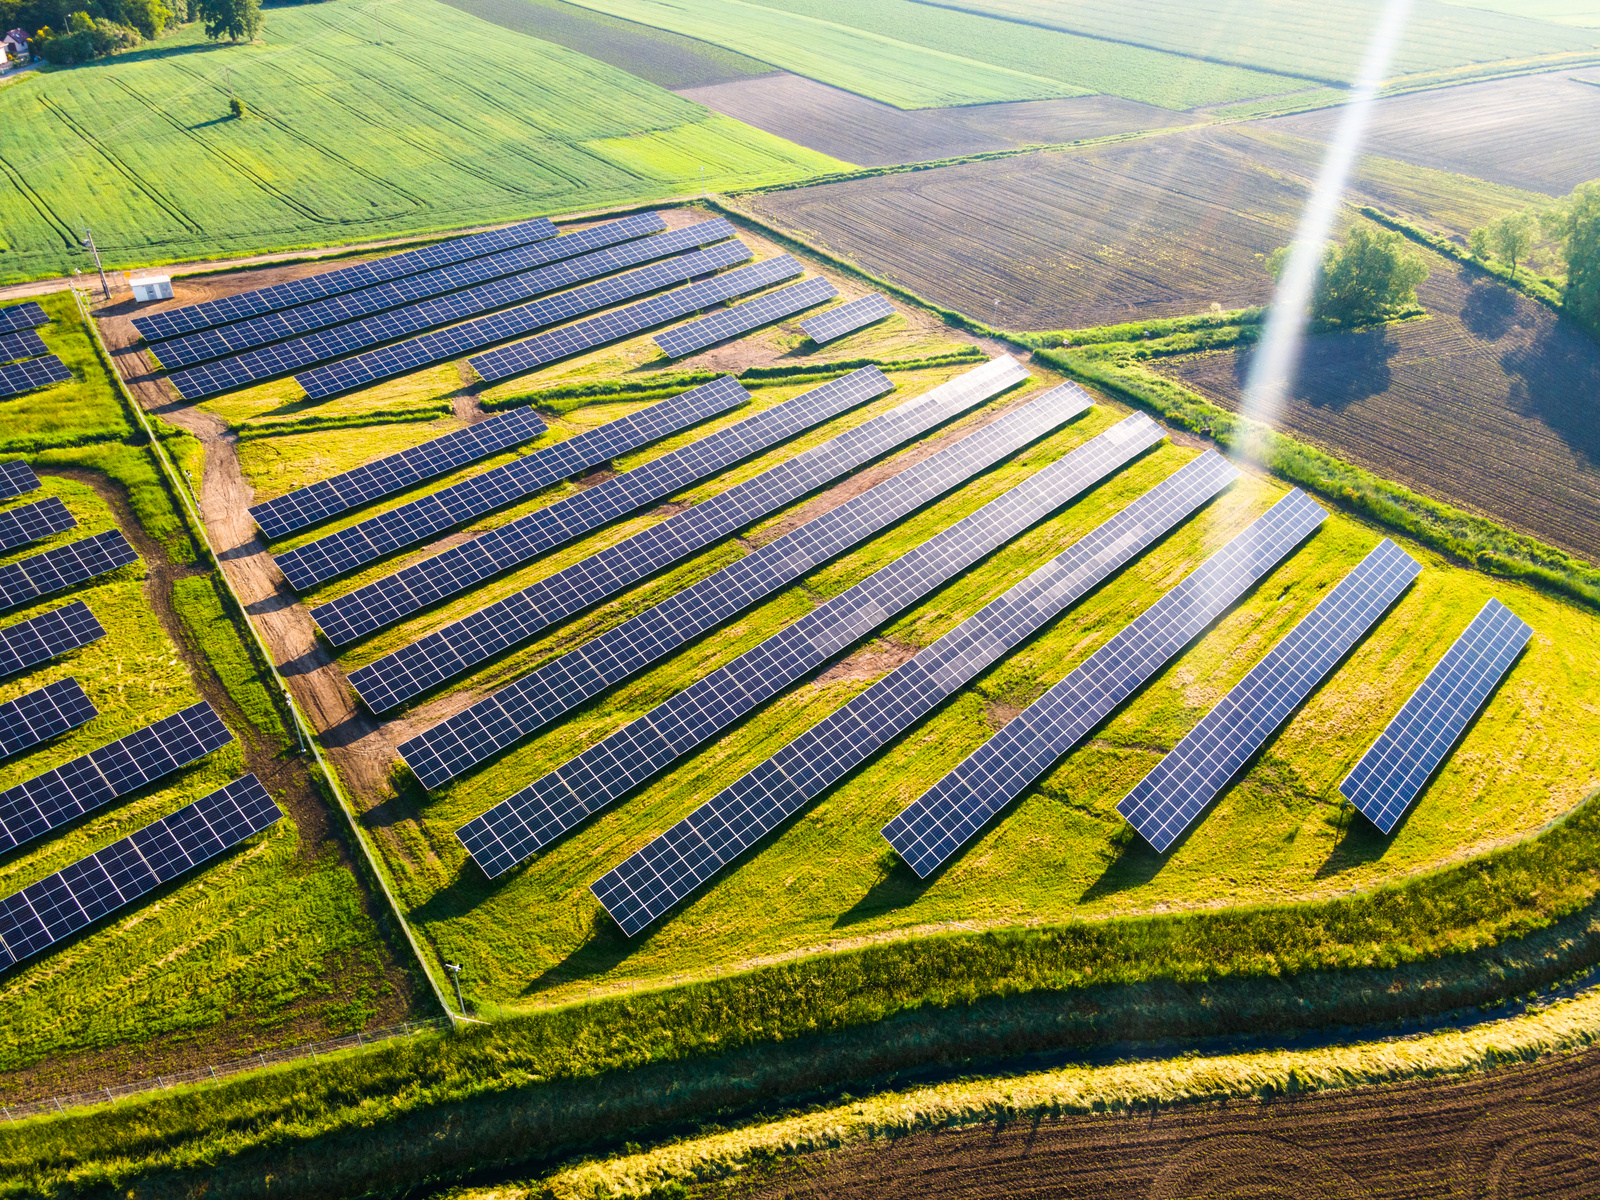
(32, 9, 138, 60)
(1268, 223, 1429, 329)
(229, 95, 245, 117)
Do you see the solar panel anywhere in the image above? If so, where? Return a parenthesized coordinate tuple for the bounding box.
(320, 368, 888, 649)
(0, 773, 279, 972)
(153, 215, 667, 369)
(467, 254, 807, 386)
(0, 601, 106, 679)
(0, 530, 139, 612)
(0, 304, 48, 334)
(653, 277, 838, 359)
(1118, 538, 1422, 852)
(276, 376, 749, 592)
(801, 294, 897, 344)
(172, 223, 743, 400)
(0, 330, 49, 364)
(883, 488, 1329, 877)
(249, 407, 548, 541)
(589, 449, 1241, 934)
(0, 678, 96, 759)
(397, 356, 1031, 786)
(0, 462, 39, 501)
(0, 700, 233, 853)
(0, 497, 76, 553)
(1340, 597, 1531, 833)
(0, 356, 72, 398)
(132, 218, 559, 341)
(458, 401, 1171, 878)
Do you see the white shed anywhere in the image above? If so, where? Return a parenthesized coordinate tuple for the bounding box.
(130, 275, 174, 302)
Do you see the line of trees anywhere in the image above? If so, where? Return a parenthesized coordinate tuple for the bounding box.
(1470, 181, 1600, 338)
(2, 0, 260, 61)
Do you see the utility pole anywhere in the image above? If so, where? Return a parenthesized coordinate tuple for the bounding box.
(81, 229, 110, 300)
(444, 962, 466, 1015)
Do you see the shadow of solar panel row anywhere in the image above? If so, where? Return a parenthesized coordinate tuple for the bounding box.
(396, 355, 1029, 786)
(468, 253, 805, 385)
(0, 461, 39, 502)
(591, 445, 1240, 935)
(276, 376, 748, 594)
(250, 407, 549, 541)
(0, 330, 48, 364)
(133, 219, 559, 341)
(155, 215, 667, 369)
(0, 355, 71, 398)
(884, 485, 1326, 878)
(0, 678, 96, 760)
(0, 701, 233, 853)
(0, 304, 47, 334)
(172, 223, 742, 400)
(0, 497, 75, 553)
(459, 390, 1146, 878)
(0, 530, 139, 612)
(1341, 597, 1532, 834)
(0, 602, 104, 678)
(1118, 538, 1422, 853)
(0, 773, 278, 972)
(800, 294, 896, 344)
(653, 276, 838, 359)
(324, 369, 880, 651)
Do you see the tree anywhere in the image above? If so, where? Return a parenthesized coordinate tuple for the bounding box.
(1469, 210, 1540, 281)
(116, 0, 170, 38)
(1550, 181, 1600, 338)
(1269, 224, 1429, 328)
(194, 0, 258, 41)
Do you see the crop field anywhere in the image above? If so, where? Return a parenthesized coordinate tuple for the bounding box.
(0, 0, 845, 284)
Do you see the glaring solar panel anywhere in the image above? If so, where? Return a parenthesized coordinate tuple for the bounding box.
(397, 356, 1031, 786)
(653, 277, 838, 359)
(460, 401, 1170, 879)
(1118, 538, 1422, 852)
(276, 376, 749, 592)
(0, 462, 40, 501)
(132, 219, 559, 341)
(590, 450, 1239, 935)
(173, 223, 742, 400)
(154, 215, 667, 368)
(0, 678, 96, 759)
(0, 304, 48, 334)
(0, 497, 75, 553)
(1341, 597, 1531, 833)
(801, 294, 896, 344)
(0, 601, 106, 679)
(321, 368, 888, 649)
(468, 255, 806, 385)
(0, 774, 279, 972)
(249, 407, 548, 541)
(0, 700, 233, 853)
(0, 330, 48, 364)
(884, 488, 1328, 877)
(0, 530, 139, 612)
(0, 356, 72, 398)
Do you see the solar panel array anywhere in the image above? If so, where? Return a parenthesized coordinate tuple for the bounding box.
(0, 601, 106, 678)
(277, 376, 749, 592)
(0, 497, 75, 553)
(322, 368, 887, 650)
(0, 303, 48, 334)
(0, 356, 72, 398)
(459, 399, 1165, 878)
(0, 678, 96, 759)
(250, 406, 548, 540)
(133, 219, 559, 341)
(590, 449, 1239, 934)
(1118, 538, 1422, 853)
(154, 215, 667, 369)
(468, 254, 806, 385)
(1341, 597, 1532, 833)
(173, 223, 742, 400)
(0, 462, 39, 501)
(884, 487, 1328, 877)
(0, 701, 233, 853)
(397, 356, 1030, 786)
(0, 773, 278, 972)
(0, 530, 139, 612)
(653, 276, 838, 359)
(801, 294, 896, 344)
(0, 330, 48, 364)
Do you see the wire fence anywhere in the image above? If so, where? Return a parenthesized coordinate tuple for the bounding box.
(1, 1017, 451, 1123)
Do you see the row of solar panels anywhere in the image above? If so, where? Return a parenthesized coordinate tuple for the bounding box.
(0, 304, 71, 399)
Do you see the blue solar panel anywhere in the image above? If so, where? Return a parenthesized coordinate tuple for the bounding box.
(0, 601, 105, 679)
(0, 356, 72, 398)
(1117, 538, 1422, 852)
(652, 277, 838, 359)
(0, 497, 76, 553)
(1340, 597, 1531, 833)
(801, 295, 896, 344)
(0, 678, 96, 759)
(0, 462, 39, 502)
(0, 530, 139, 612)
(0, 330, 48, 364)
(883, 488, 1329, 877)
(0, 304, 48, 334)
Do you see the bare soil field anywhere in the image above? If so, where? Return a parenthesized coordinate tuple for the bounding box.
(725, 1047, 1600, 1199)
(1269, 68, 1600, 196)
(1158, 248, 1600, 562)
(678, 74, 1200, 167)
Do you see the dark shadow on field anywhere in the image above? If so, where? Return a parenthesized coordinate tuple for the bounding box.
(1226, 323, 1400, 413)
(834, 854, 937, 928)
(1499, 320, 1600, 470)
(1077, 824, 1169, 903)
(1459, 277, 1518, 340)
(522, 910, 636, 996)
